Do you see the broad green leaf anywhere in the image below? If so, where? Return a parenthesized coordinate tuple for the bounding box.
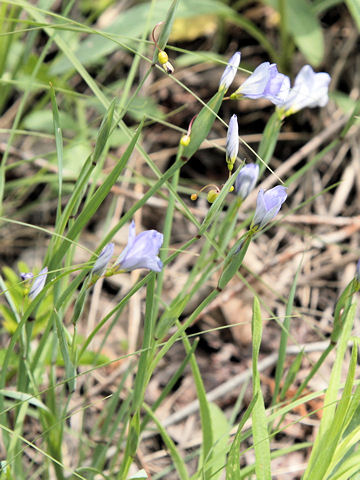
(287, 0, 324, 65)
(22, 109, 78, 133)
(264, 0, 324, 65)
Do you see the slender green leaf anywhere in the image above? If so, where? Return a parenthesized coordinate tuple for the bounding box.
(226, 394, 258, 480)
(182, 90, 225, 160)
(49, 85, 63, 221)
(251, 297, 271, 480)
(345, 0, 360, 31)
(54, 310, 76, 393)
(49, 120, 143, 269)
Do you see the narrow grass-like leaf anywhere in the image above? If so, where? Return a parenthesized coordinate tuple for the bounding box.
(141, 339, 198, 431)
(92, 98, 117, 165)
(279, 350, 304, 401)
(54, 310, 76, 393)
(345, 0, 360, 31)
(181, 90, 225, 160)
(49, 120, 143, 270)
(218, 233, 252, 290)
(180, 326, 213, 477)
(198, 164, 241, 235)
(205, 403, 230, 480)
(303, 303, 356, 480)
(132, 274, 156, 413)
(257, 112, 282, 176)
(251, 297, 271, 480)
(143, 404, 189, 480)
(0, 390, 49, 412)
(320, 341, 358, 479)
(152, 0, 179, 60)
(273, 260, 301, 404)
(49, 84, 63, 221)
(226, 394, 258, 480)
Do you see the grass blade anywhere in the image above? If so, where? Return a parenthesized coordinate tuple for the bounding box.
(251, 297, 271, 480)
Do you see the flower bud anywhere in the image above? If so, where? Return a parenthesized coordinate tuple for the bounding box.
(158, 51, 168, 65)
(180, 135, 191, 146)
(235, 163, 259, 200)
(226, 114, 239, 171)
(207, 190, 219, 203)
(219, 52, 241, 93)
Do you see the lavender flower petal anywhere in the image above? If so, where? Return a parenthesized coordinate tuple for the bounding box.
(92, 242, 114, 277)
(253, 186, 287, 229)
(235, 163, 259, 200)
(356, 260, 360, 282)
(114, 221, 163, 272)
(279, 65, 331, 114)
(29, 267, 48, 300)
(219, 52, 241, 93)
(20, 272, 34, 282)
(231, 62, 290, 106)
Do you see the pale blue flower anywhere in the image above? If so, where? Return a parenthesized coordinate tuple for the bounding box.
(219, 52, 241, 93)
(279, 65, 331, 115)
(92, 242, 114, 277)
(235, 163, 259, 200)
(231, 62, 290, 105)
(29, 267, 48, 300)
(252, 186, 287, 229)
(114, 221, 163, 272)
(20, 272, 34, 282)
(356, 260, 360, 282)
(226, 114, 239, 171)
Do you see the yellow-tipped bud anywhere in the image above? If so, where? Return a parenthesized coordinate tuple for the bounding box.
(190, 193, 198, 201)
(180, 135, 191, 146)
(229, 186, 234, 192)
(207, 190, 219, 203)
(158, 50, 168, 65)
